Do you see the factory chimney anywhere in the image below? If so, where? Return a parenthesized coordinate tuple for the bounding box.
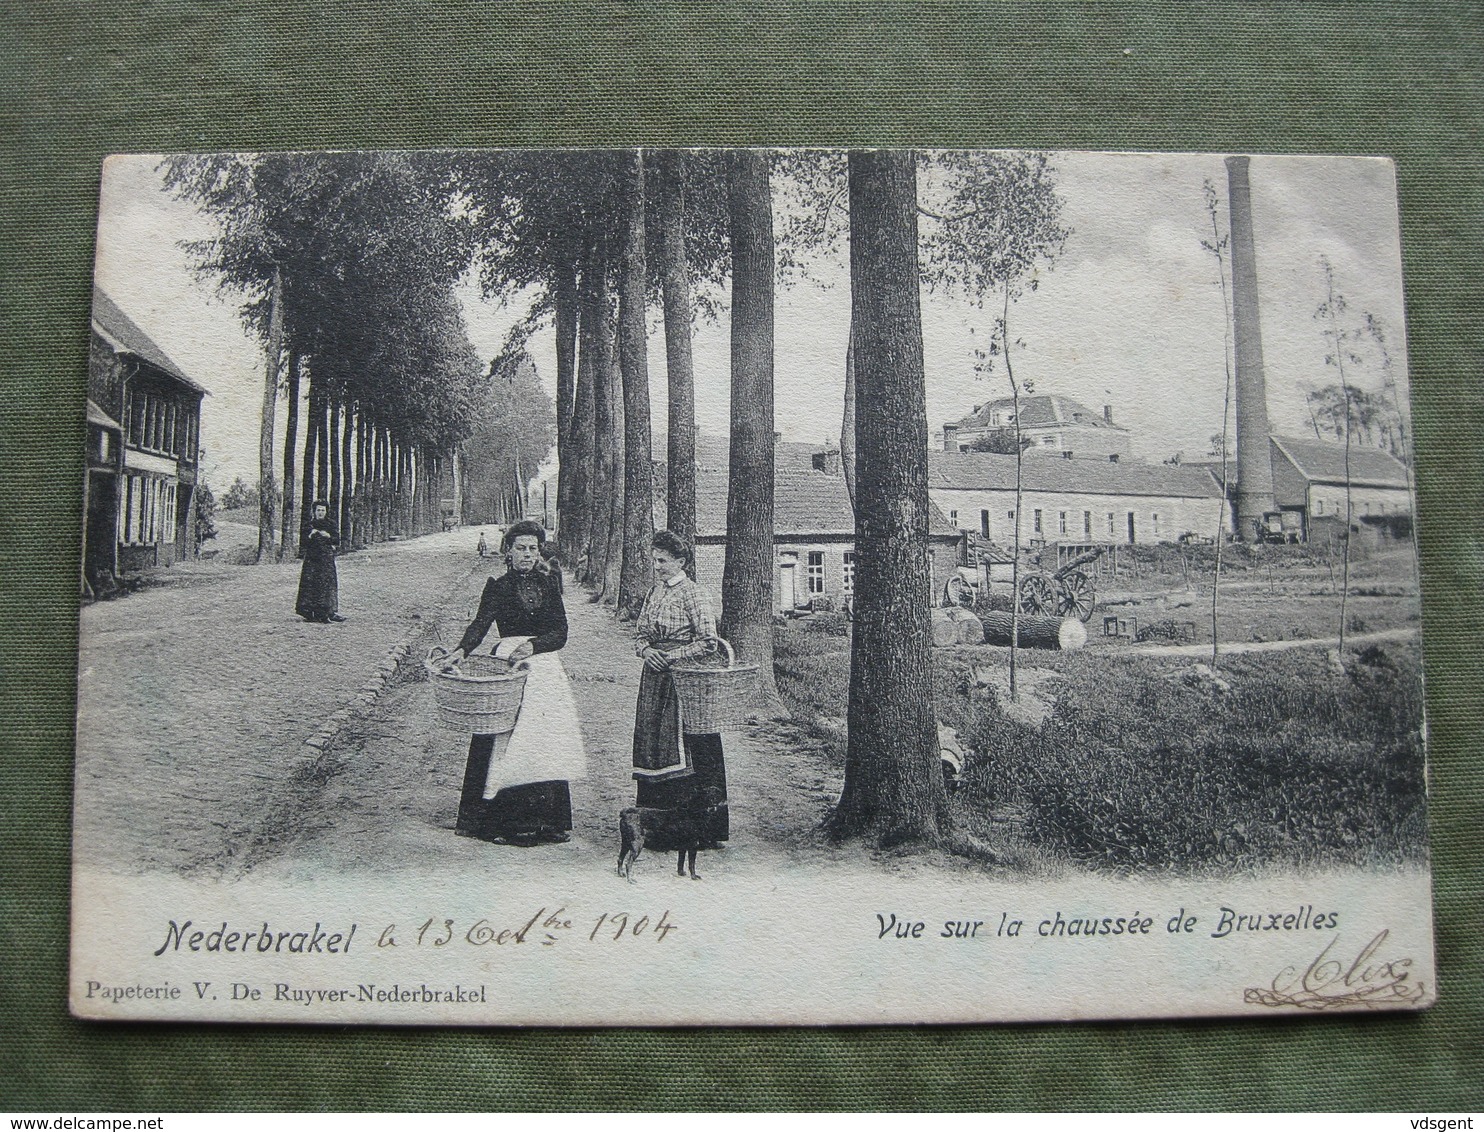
(1226, 155, 1276, 541)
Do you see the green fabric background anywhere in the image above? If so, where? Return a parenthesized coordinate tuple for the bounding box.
(2, 0, 1480, 1111)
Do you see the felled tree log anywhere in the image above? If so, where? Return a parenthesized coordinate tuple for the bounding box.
(979, 611, 1087, 651)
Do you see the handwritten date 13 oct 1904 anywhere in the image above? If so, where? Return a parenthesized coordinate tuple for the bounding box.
(378, 907, 677, 950)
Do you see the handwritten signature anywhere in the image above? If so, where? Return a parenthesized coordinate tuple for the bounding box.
(1246, 930, 1426, 1010)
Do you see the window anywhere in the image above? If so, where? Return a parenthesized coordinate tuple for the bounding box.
(949, 509, 959, 528)
(806, 551, 825, 594)
(980, 509, 990, 538)
(1033, 509, 1043, 534)
(1107, 512, 1116, 537)
(1083, 510, 1092, 537)
(128, 396, 145, 447)
(1315, 498, 1324, 516)
(1058, 511, 1068, 535)
(1152, 512, 1160, 536)
(1041, 436, 1056, 446)
(842, 551, 856, 595)
(1062, 450, 1074, 460)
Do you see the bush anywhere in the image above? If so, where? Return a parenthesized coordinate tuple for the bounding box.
(955, 646, 1427, 872)
(193, 481, 218, 552)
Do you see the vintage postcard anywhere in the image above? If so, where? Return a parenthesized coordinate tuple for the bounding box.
(72, 149, 1433, 1024)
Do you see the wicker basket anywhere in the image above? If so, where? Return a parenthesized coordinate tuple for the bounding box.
(669, 638, 757, 734)
(425, 647, 529, 735)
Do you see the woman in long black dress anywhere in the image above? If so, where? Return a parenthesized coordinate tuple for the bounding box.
(295, 501, 342, 623)
(445, 520, 581, 845)
(631, 529, 729, 849)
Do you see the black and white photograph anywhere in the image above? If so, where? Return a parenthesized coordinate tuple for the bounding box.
(71, 148, 1433, 1024)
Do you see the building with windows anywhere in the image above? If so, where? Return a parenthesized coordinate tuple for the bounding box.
(940, 394, 1133, 462)
(1186, 436, 1412, 545)
(691, 467, 965, 615)
(927, 451, 1229, 550)
(83, 288, 207, 592)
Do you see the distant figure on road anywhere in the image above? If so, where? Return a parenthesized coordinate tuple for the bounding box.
(476, 530, 488, 557)
(444, 519, 585, 846)
(295, 500, 343, 623)
(631, 529, 729, 857)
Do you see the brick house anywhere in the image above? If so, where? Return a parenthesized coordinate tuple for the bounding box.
(926, 451, 1230, 550)
(84, 288, 207, 592)
(941, 394, 1133, 462)
(690, 466, 965, 616)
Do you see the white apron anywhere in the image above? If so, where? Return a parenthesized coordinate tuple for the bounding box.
(481, 640, 588, 797)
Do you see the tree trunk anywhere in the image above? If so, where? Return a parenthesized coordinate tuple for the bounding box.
(831, 149, 943, 846)
(654, 149, 698, 564)
(618, 149, 657, 618)
(256, 266, 283, 563)
(588, 314, 617, 589)
(339, 400, 353, 545)
(328, 397, 343, 536)
(552, 256, 579, 559)
(279, 349, 300, 561)
(718, 150, 779, 703)
(316, 391, 330, 507)
(841, 318, 857, 509)
(298, 374, 321, 557)
(451, 444, 464, 528)
(583, 244, 616, 587)
(600, 324, 626, 603)
(564, 245, 601, 571)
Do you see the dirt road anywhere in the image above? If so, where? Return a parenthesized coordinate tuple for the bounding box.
(76, 534, 838, 885)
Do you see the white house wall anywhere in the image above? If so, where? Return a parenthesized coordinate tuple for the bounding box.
(929, 486, 1230, 547)
(1306, 483, 1412, 521)
(694, 538, 961, 615)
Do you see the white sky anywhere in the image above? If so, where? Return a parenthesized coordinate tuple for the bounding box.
(93, 151, 1410, 489)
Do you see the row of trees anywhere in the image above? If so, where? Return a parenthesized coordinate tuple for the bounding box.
(165, 152, 542, 562)
(179, 145, 1069, 849)
(468, 148, 1069, 846)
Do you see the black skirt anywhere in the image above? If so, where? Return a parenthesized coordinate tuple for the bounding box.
(635, 734, 729, 849)
(456, 734, 572, 844)
(295, 547, 338, 620)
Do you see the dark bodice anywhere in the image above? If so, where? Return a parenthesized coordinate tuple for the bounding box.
(304, 518, 338, 563)
(455, 568, 568, 657)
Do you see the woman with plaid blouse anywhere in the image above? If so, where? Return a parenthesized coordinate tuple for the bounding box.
(630, 529, 729, 849)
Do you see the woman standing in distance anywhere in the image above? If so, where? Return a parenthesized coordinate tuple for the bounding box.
(295, 500, 343, 623)
(630, 530, 729, 851)
(444, 520, 585, 845)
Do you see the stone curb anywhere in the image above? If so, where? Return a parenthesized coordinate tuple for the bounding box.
(302, 638, 415, 752)
(299, 557, 483, 754)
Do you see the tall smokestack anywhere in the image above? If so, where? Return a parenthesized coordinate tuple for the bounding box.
(1226, 155, 1276, 540)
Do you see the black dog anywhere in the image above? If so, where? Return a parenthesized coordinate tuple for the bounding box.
(617, 807, 705, 882)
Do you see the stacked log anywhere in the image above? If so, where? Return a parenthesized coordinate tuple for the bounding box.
(979, 612, 1087, 651)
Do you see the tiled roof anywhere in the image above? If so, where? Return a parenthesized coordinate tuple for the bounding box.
(1270, 436, 1409, 489)
(655, 432, 821, 473)
(694, 469, 960, 538)
(91, 287, 208, 394)
(927, 451, 1226, 499)
(86, 399, 122, 430)
(1186, 437, 1410, 491)
(947, 394, 1126, 432)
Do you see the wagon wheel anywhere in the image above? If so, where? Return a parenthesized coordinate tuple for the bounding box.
(1018, 573, 1057, 616)
(1057, 570, 1096, 622)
